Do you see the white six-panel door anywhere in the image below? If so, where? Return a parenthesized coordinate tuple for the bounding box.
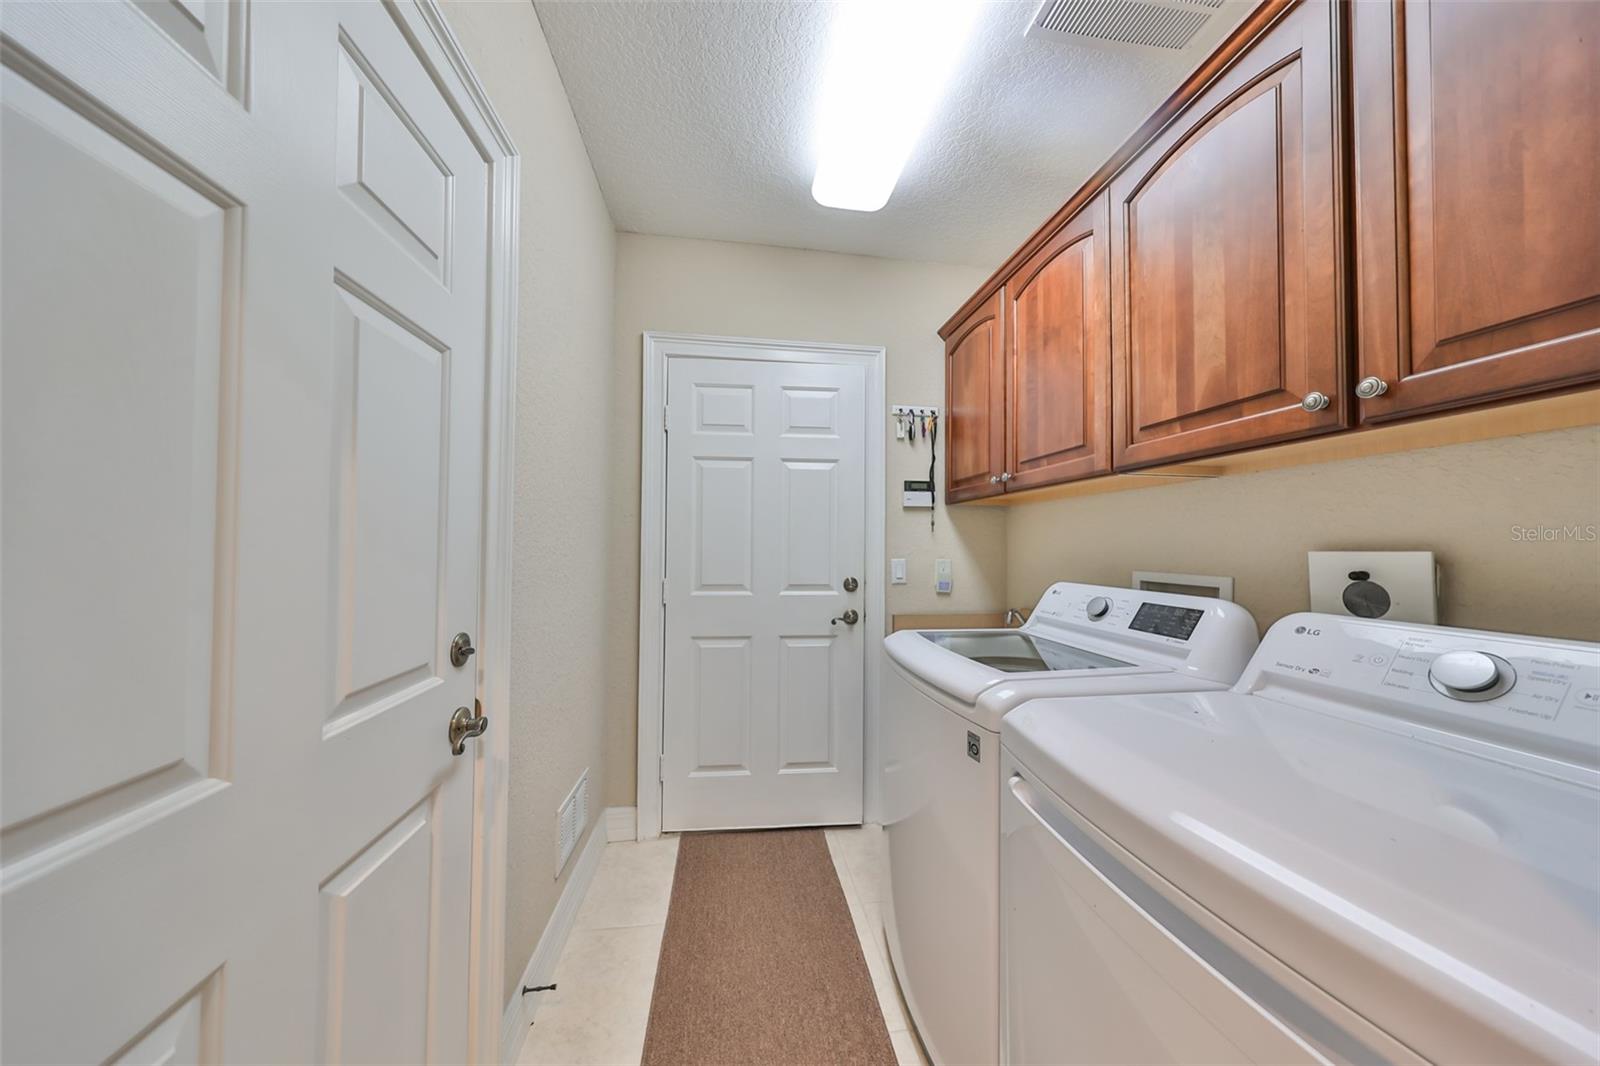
(661, 353, 867, 831)
(0, 1, 494, 1061)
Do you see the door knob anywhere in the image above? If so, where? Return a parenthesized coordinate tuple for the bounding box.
(831, 609, 860, 626)
(842, 576, 859, 592)
(450, 632, 476, 668)
(1300, 391, 1330, 412)
(1356, 376, 1389, 399)
(448, 704, 488, 756)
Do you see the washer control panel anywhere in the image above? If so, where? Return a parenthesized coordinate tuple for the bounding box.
(1249, 613, 1600, 759)
(1129, 602, 1205, 641)
(1033, 585, 1218, 645)
(1020, 582, 1260, 687)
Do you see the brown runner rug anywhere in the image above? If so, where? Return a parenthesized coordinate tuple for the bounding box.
(641, 829, 898, 1066)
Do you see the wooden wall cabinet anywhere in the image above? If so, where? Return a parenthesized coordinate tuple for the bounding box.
(1110, 0, 1346, 469)
(1006, 192, 1112, 490)
(940, 0, 1597, 502)
(944, 289, 1006, 502)
(944, 196, 1112, 502)
(1351, 0, 1600, 423)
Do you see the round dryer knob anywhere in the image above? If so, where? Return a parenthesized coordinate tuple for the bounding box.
(1085, 596, 1112, 620)
(1429, 650, 1512, 700)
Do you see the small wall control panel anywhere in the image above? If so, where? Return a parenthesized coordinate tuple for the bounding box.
(1248, 614, 1600, 760)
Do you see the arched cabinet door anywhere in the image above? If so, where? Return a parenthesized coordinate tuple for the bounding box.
(945, 289, 1007, 502)
(1110, 0, 1348, 470)
(1351, 0, 1600, 423)
(1006, 192, 1111, 491)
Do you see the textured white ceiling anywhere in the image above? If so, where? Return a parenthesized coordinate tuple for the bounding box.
(532, 0, 1254, 268)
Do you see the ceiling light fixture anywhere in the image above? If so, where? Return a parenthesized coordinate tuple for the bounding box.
(811, 0, 983, 213)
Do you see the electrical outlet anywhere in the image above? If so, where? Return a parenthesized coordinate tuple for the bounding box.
(935, 558, 952, 595)
(891, 558, 907, 584)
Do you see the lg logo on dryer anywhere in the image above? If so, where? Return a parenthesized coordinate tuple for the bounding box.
(1294, 625, 1323, 636)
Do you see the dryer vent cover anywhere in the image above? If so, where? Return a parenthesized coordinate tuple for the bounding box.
(1307, 551, 1440, 626)
(1026, 0, 1223, 51)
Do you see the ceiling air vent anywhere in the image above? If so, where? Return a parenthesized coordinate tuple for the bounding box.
(1026, 0, 1224, 51)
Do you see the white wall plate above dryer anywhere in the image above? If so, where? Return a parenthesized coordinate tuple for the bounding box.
(1309, 550, 1438, 624)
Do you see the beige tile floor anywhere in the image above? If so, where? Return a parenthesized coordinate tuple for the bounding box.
(514, 825, 930, 1066)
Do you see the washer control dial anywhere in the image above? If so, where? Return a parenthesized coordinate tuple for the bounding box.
(1086, 596, 1112, 621)
(1429, 650, 1515, 701)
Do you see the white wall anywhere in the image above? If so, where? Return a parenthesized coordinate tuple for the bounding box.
(1008, 426, 1600, 642)
(440, 0, 618, 999)
(606, 233, 1006, 804)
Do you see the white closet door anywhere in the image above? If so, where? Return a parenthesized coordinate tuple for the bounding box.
(0, 1, 491, 1061)
(661, 352, 867, 831)
(315, 2, 489, 1061)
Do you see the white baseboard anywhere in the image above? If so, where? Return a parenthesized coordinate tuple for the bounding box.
(605, 805, 637, 843)
(499, 813, 609, 1065)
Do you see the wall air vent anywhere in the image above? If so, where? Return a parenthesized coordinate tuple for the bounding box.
(556, 768, 589, 875)
(1026, 0, 1224, 51)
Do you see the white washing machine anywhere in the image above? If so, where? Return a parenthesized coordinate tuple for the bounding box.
(1001, 613, 1600, 1065)
(880, 581, 1258, 1066)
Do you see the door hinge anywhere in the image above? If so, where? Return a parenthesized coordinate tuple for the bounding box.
(661, 577, 667, 605)
(657, 752, 664, 782)
(663, 403, 669, 433)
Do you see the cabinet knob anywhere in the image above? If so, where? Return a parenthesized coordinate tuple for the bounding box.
(1300, 391, 1331, 412)
(999, 471, 1013, 482)
(990, 475, 1001, 484)
(1356, 376, 1390, 399)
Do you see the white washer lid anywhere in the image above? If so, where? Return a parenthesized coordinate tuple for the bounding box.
(883, 627, 1165, 711)
(1002, 690, 1600, 1065)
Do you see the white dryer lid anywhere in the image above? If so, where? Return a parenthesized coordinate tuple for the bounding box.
(1002, 690, 1600, 1065)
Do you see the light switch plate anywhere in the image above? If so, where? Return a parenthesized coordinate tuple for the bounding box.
(935, 558, 952, 595)
(890, 558, 907, 585)
(1308, 551, 1439, 624)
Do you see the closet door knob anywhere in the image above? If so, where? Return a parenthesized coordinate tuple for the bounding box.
(1300, 391, 1330, 412)
(1356, 376, 1390, 399)
(448, 704, 488, 756)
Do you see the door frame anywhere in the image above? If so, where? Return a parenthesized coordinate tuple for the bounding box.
(402, 3, 519, 1062)
(636, 332, 886, 841)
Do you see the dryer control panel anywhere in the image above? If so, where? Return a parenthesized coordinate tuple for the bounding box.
(1246, 613, 1600, 764)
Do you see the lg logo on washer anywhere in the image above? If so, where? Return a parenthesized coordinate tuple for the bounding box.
(1294, 625, 1324, 636)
